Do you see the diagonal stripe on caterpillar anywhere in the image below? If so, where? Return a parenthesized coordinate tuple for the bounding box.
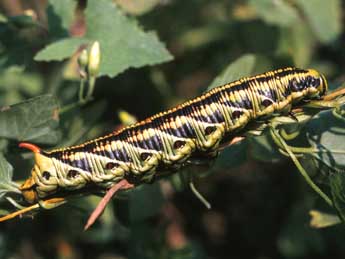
(19, 67, 328, 203)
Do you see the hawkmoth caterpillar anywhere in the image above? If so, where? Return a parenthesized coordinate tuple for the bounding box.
(18, 67, 327, 205)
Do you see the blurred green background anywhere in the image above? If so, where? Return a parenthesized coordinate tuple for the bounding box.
(0, 0, 345, 258)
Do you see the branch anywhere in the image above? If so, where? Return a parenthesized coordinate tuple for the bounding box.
(84, 179, 134, 230)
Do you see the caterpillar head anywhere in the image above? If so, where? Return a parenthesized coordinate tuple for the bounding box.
(290, 69, 328, 100)
(305, 69, 328, 98)
(19, 143, 59, 203)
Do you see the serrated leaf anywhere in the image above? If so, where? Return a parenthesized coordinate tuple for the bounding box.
(34, 0, 79, 61)
(207, 54, 256, 90)
(35, 0, 172, 77)
(0, 153, 18, 199)
(47, 0, 77, 38)
(34, 38, 88, 61)
(85, 0, 172, 77)
(250, 0, 300, 27)
(295, 0, 342, 43)
(0, 95, 60, 144)
(306, 108, 345, 170)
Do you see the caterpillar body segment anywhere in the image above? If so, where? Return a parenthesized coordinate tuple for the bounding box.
(19, 67, 328, 203)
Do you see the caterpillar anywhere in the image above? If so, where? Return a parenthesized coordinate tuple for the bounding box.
(19, 67, 327, 205)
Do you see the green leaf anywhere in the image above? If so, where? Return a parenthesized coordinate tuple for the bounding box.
(35, 0, 173, 77)
(0, 22, 35, 69)
(329, 173, 345, 222)
(0, 66, 43, 93)
(0, 153, 18, 199)
(277, 22, 315, 67)
(207, 54, 256, 90)
(0, 13, 8, 23)
(306, 108, 345, 170)
(0, 95, 60, 144)
(249, 132, 283, 162)
(34, 38, 89, 61)
(129, 183, 164, 222)
(85, 0, 172, 77)
(167, 243, 207, 259)
(277, 200, 325, 258)
(214, 141, 248, 170)
(46, 0, 77, 38)
(7, 15, 40, 29)
(295, 0, 342, 43)
(0, 68, 43, 105)
(250, 0, 300, 27)
(115, 0, 161, 15)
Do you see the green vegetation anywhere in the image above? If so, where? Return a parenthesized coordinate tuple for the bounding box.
(0, 0, 344, 258)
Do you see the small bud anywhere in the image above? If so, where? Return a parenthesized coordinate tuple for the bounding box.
(118, 109, 137, 126)
(309, 210, 341, 228)
(88, 41, 101, 77)
(24, 9, 38, 21)
(78, 49, 88, 70)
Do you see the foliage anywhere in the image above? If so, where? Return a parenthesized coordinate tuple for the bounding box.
(35, 0, 172, 77)
(0, 153, 18, 200)
(0, 0, 344, 258)
(0, 95, 60, 143)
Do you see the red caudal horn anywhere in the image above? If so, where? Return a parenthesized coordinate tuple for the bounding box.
(19, 142, 41, 153)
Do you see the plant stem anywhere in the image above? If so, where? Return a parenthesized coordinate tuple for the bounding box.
(269, 126, 333, 207)
(86, 77, 96, 99)
(78, 78, 86, 102)
(189, 181, 211, 209)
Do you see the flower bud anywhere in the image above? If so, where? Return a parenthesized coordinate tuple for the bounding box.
(118, 109, 137, 126)
(78, 49, 88, 70)
(88, 41, 101, 77)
